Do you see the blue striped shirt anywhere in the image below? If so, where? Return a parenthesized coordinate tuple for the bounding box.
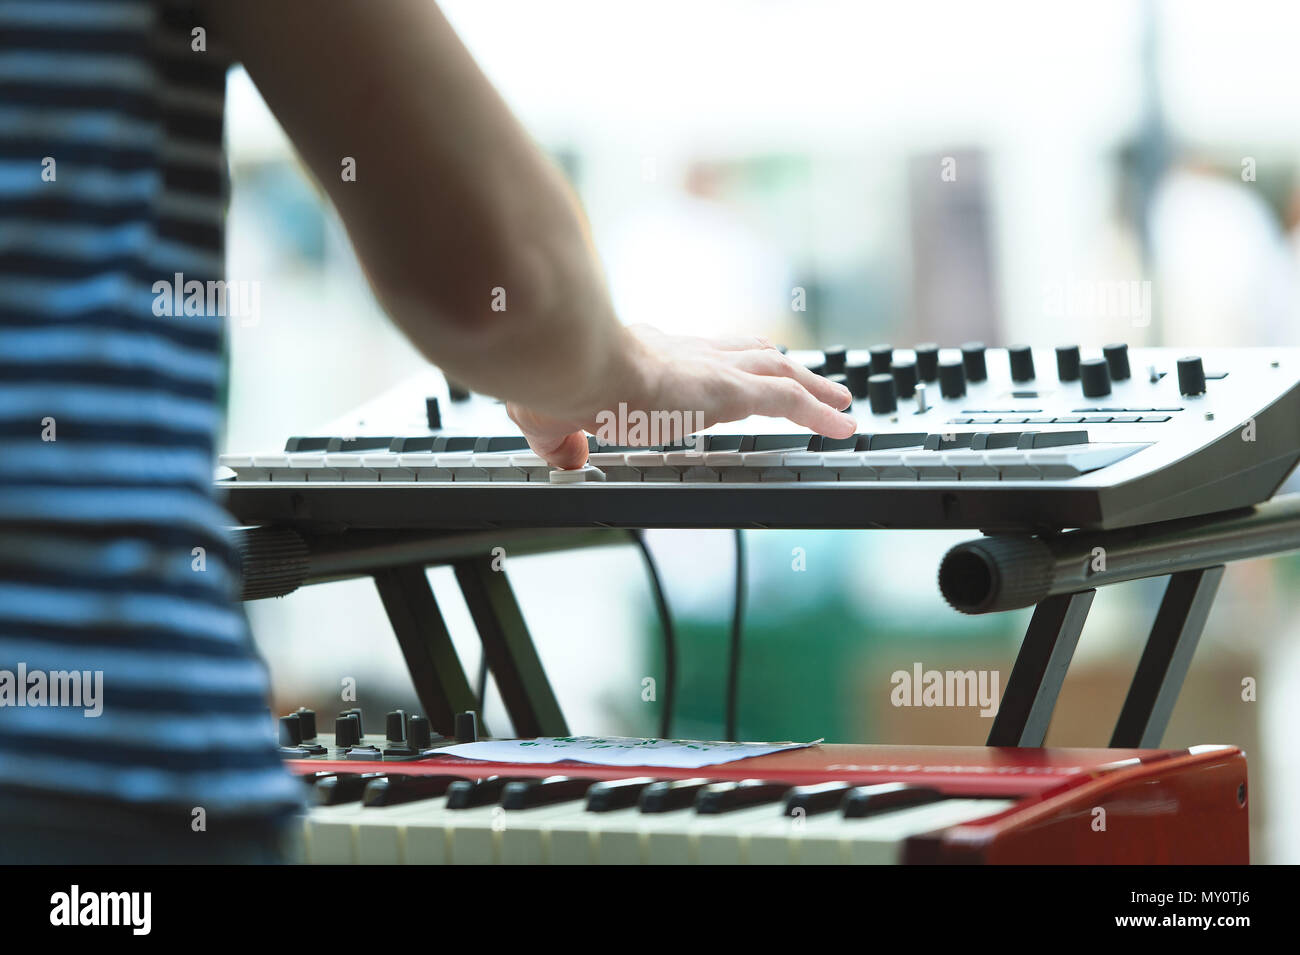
(0, 0, 301, 815)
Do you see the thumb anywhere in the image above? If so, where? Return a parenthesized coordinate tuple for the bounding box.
(506, 403, 590, 469)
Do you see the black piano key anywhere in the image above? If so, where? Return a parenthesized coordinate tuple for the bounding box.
(362, 774, 468, 807)
(585, 777, 658, 812)
(313, 772, 387, 806)
(283, 436, 332, 452)
(500, 776, 598, 810)
(694, 780, 790, 814)
(474, 436, 530, 453)
(389, 436, 438, 452)
(445, 776, 523, 809)
(589, 442, 642, 454)
(638, 778, 714, 813)
(1022, 430, 1090, 449)
(971, 432, 1025, 450)
(866, 432, 927, 450)
(438, 436, 478, 452)
(700, 435, 746, 452)
(810, 434, 866, 452)
(325, 436, 396, 452)
(923, 432, 976, 450)
(784, 781, 854, 817)
(841, 783, 945, 818)
(302, 770, 338, 789)
(748, 434, 813, 452)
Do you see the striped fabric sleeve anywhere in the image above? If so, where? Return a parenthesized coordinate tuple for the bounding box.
(0, 0, 302, 816)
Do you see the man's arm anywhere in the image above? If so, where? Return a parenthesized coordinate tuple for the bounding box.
(206, 1, 854, 466)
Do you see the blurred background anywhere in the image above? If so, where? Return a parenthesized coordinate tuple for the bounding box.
(218, 0, 1300, 861)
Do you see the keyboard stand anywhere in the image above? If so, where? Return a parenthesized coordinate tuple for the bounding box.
(985, 569, 1226, 747)
(235, 493, 1300, 750)
(968, 491, 1300, 747)
(235, 525, 630, 738)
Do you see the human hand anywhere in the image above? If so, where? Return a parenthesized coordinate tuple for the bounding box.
(506, 324, 856, 469)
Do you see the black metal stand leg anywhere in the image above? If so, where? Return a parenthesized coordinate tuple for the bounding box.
(454, 556, 569, 737)
(373, 565, 482, 737)
(1110, 565, 1225, 749)
(987, 590, 1096, 747)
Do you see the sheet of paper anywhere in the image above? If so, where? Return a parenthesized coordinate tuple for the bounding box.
(436, 736, 814, 769)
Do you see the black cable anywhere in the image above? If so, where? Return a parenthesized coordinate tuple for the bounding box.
(724, 528, 746, 742)
(632, 530, 677, 739)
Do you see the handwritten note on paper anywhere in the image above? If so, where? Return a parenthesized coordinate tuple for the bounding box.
(436, 737, 815, 769)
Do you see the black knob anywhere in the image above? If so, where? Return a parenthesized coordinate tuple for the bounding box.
(425, 396, 442, 430)
(1008, 345, 1035, 382)
(1056, 345, 1081, 381)
(845, 360, 871, 399)
(455, 711, 479, 743)
(1103, 343, 1131, 381)
(385, 709, 408, 743)
(939, 360, 967, 399)
(869, 344, 893, 374)
(408, 715, 432, 749)
(296, 707, 317, 739)
(822, 345, 847, 374)
(890, 360, 918, 399)
(340, 707, 363, 737)
(278, 713, 302, 747)
(867, 373, 897, 414)
(334, 713, 362, 747)
(1177, 356, 1206, 396)
(447, 380, 470, 402)
(1080, 357, 1112, 397)
(961, 342, 987, 382)
(805, 358, 828, 377)
(914, 343, 940, 382)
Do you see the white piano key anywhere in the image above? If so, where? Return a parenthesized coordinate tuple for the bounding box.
(359, 453, 404, 468)
(498, 802, 602, 865)
(941, 449, 1001, 480)
(443, 805, 509, 864)
(434, 452, 475, 469)
(508, 452, 548, 469)
(251, 453, 291, 469)
(472, 452, 520, 468)
(304, 803, 367, 864)
(572, 807, 646, 865)
(902, 451, 959, 481)
(838, 798, 1013, 865)
(858, 451, 917, 480)
(983, 449, 1039, 479)
(739, 451, 791, 468)
(662, 451, 708, 468)
(780, 451, 826, 468)
(1030, 442, 1148, 476)
(352, 799, 447, 864)
(692, 803, 794, 865)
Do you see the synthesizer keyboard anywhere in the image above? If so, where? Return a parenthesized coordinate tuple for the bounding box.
(218, 344, 1300, 531)
(281, 711, 1247, 864)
